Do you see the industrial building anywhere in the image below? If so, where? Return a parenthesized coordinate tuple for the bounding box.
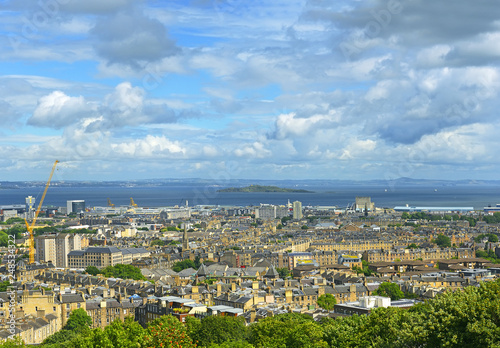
(484, 204, 500, 213)
(394, 206, 474, 212)
(355, 197, 374, 212)
(67, 200, 86, 214)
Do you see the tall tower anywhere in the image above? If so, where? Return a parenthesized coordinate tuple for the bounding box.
(293, 201, 303, 220)
(25, 196, 35, 219)
(182, 225, 189, 250)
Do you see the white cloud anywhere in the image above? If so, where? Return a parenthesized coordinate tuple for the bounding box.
(111, 135, 186, 158)
(28, 91, 93, 129)
(234, 142, 271, 158)
(274, 111, 341, 140)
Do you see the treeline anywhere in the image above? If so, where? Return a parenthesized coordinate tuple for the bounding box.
(401, 212, 478, 227)
(402, 211, 500, 227)
(2, 279, 500, 347)
(84, 264, 147, 281)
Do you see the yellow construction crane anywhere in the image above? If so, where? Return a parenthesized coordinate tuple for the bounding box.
(130, 197, 138, 207)
(25, 160, 59, 264)
(107, 198, 115, 207)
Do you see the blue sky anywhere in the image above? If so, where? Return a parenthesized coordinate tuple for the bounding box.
(0, 0, 499, 181)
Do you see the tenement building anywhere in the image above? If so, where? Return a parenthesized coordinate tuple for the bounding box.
(67, 247, 150, 268)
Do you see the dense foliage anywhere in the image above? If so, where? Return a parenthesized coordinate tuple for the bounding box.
(432, 233, 452, 248)
(317, 294, 336, 310)
(3, 280, 500, 347)
(276, 267, 290, 278)
(401, 212, 478, 227)
(474, 233, 499, 243)
(352, 260, 373, 276)
(483, 212, 500, 224)
(373, 282, 404, 301)
(85, 264, 146, 281)
(172, 259, 201, 272)
(0, 281, 11, 292)
(475, 249, 500, 264)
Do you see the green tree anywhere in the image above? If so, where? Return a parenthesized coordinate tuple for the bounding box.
(0, 337, 26, 348)
(208, 340, 254, 348)
(101, 264, 146, 281)
(0, 231, 11, 247)
(64, 308, 92, 333)
(184, 316, 201, 342)
(143, 315, 196, 348)
(373, 282, 404, 301)
(301, 225, 309, 230)
(172, 259, 196, 272)
(5, 225, 26, 240)
(276, 267, 290, 279)
(85, 265, 100, 276)
(317, 294, 336, 311)
(406, 243, 419, 249)
(249, 313, 327, 348)
(194, 256, 201, 268)
(193, 315, 248, 347)
(101, 316, 145, 348)
(0, 280, 10, 292)
(488, 234, 498, 243)
(150, 239, 165, 247)
(432, 233, 451, 248)
(281, 216, 292, 224)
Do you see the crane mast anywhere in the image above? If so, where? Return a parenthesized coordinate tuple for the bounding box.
(25, 160, 59, 264)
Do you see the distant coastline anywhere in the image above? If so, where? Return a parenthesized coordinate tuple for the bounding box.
(217, 185, 314, 193)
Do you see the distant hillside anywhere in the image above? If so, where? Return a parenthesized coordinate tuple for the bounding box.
(218, 185, 314, 193)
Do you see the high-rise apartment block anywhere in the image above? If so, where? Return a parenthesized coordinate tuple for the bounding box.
(25, 196, 35, 219)
(293, 201, 303, 220)
(36, 233, 84, 268)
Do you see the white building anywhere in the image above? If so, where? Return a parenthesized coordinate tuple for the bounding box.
(293, 201, 303, 220)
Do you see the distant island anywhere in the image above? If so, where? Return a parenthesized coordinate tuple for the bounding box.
(218, 185, 314, 193)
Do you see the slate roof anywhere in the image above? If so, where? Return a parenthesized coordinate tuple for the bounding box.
(264, 265, 279, 279)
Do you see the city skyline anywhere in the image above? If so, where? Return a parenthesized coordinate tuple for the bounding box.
(1, 1, 499, 181)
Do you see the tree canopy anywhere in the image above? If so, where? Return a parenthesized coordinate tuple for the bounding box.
(432, 233, 451, 248)
(373, 282, 404, 301)
(100, 264, 146, 281)
(317, 294, 336, 311)
(172, 259, 201, 272)
(64, 308, 92, 333)
(6, 280, 500, 348)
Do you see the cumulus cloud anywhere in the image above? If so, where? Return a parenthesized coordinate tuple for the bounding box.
(3, 0, 500, 180)
(273, 111, 341, 140)
(358, 66, 500, 144)
(28, 91, 94, 129)
(234, 142, 271, 158)
(91, 10, 179, 68)
(111, 135, 186, 158)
